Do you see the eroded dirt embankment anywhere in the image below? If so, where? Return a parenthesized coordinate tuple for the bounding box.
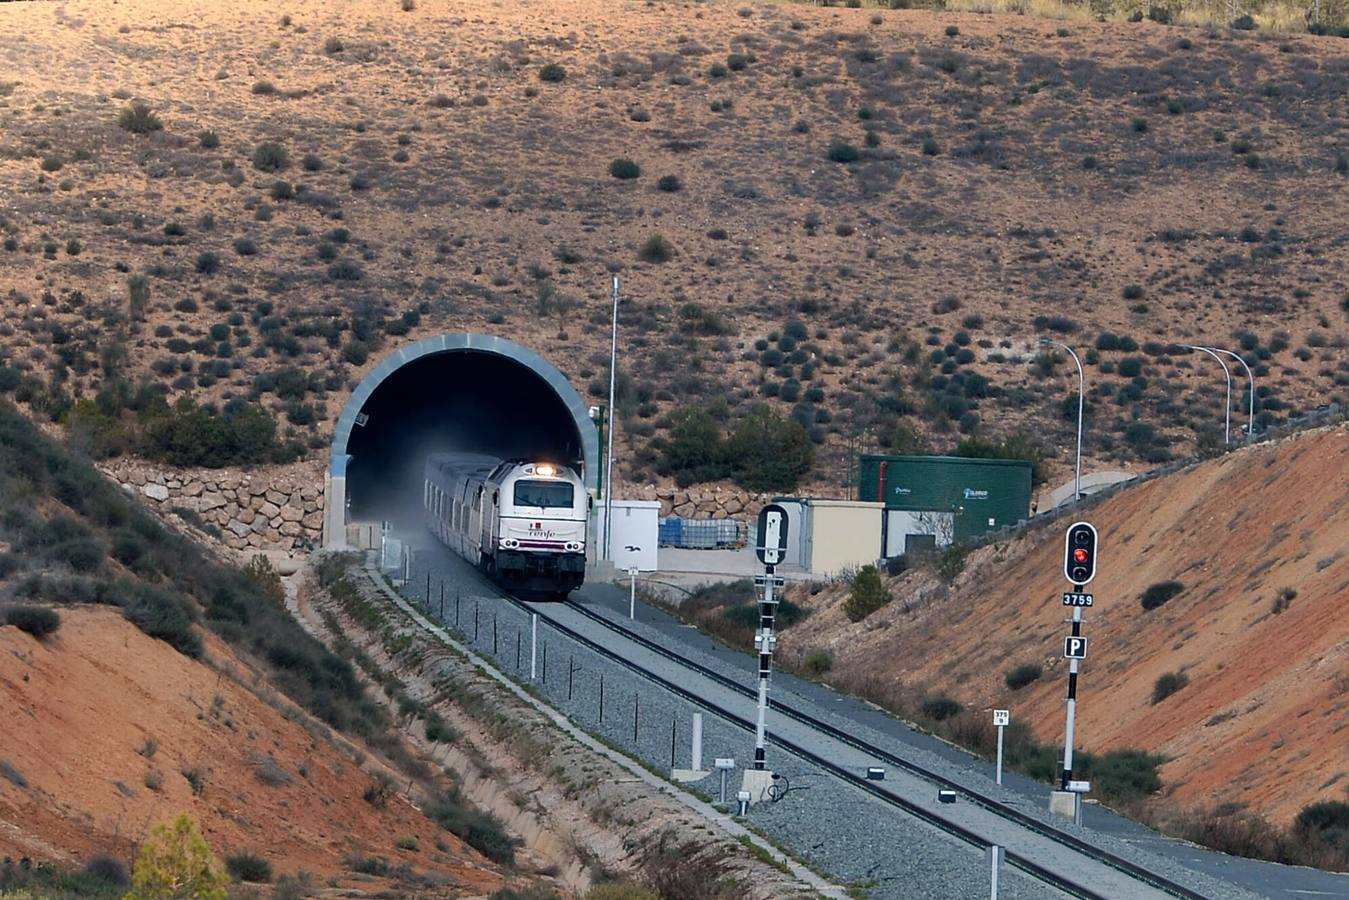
(0, 606, 503, 894)
(784, 424, 1349, 824)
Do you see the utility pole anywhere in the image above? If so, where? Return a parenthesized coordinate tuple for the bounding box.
(603, 275, 620, 561)
(741, 504, 789, 803)
(1207, 347, 1255, 442)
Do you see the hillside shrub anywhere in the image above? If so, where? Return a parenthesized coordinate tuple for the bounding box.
(1140, 580, 1183, 610)
(142, 398, 283, 468)
(1079, 748, 1165, 803)
(224, 853, 271, 883)
(1152, 671, 1189, 704)
(129, 814, 227, 900)
(4, 605, 61, 638)
(328, 260, 363, 281)
(935, 545, 967, 581)
(724, 407, 812, 491)
(921, 696, 962, 721)
(1005, 663, 1042, 690)
(425, 792, 514, 864)
(827, 140, 859, 163)
(609, 158, 640, 179)
(538, 63, 566, 82)
(638, 233, 672, 263)
(1294, 801, 1349, 851)
(800, 649, 833, 677)
(117, 103, 162, 134)
(194, 252, 220, 274)
(252, 142, 288, 172)
(844, 565, 890, 622)
(84, 855, 129, 886)
(656, 174, 682, 192)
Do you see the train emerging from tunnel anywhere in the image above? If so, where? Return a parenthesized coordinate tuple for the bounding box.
(424, 453, 588, 598)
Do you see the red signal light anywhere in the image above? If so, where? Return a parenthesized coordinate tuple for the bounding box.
(1073, 548, 1089, 563)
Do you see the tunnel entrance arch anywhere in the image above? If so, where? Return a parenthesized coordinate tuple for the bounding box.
(324, 333, 600, 549)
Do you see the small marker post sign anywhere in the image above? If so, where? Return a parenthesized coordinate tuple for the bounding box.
(992, 710, 1010, 785)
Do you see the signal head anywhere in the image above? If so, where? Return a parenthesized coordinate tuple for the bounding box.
(1063, 521, 1098, 586)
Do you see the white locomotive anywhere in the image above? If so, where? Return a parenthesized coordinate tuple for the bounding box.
(423, 452, 588, 597)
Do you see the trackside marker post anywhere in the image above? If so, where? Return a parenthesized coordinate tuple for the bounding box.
(992, 709, 1010, 785)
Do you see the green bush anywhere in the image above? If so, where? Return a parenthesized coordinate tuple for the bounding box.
(725, 407, 813, 491)
(224, 853, 272, 883)
(194, 252, 220, 274)
(1140, 580, 1183, 611)
(1151, 671, 1189, 704)
(609, 158, 640, 179)
(638, 233, 672, 263)
(425, 792, 514, 864)
(844, 565, 890, 622)
(4, 605, 61, 638)
(921, 696, 962, 721)
(328, 260, 363, 281)
(252, 142, 288, 172)
(1294, 801, 1349, 849)
(935, 545, 966, 581)
(538, 63, 566, 82)
(800, 649, 833, 677)
(827, 140, 859, 163)
(118, 103, 163, 134)
(1004, 663, 1042, 690)
(1079, 748, 1165, 803)
(142, 398, 284, 468)
(584, 885, 659, 900)
(656, 174, 682, 192)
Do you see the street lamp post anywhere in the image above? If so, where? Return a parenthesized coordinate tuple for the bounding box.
(1040, 339, 1084, 501)
(603, 276, 620, 561)
(1207, 347, 1255, 442)
(1182, 345, 1232, 445)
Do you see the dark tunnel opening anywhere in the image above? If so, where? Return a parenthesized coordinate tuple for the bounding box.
(344, 351, 584, 526)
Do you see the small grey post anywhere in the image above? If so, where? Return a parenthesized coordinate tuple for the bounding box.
(993, 709, 1010, 785)
(735, 790, 751, 817)
(1040, 339, 1084, 500)
(691, 712, 703, 771)
(529, 612, 538, 680)
(715, 758, 735, 804)
(602, 275, 620, 560)
(987, 845, 1004, 900)
(628, 564, 639, 619)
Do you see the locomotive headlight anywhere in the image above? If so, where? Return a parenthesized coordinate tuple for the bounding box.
(501, 538, 519, 549)
(565, 541, 582, 551)
(536, 464, 556, 476)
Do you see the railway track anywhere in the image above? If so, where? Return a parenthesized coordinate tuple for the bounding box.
(470, 592, 1212, 900)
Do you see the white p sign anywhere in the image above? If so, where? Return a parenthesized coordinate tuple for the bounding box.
(993, 709, 1010, 727)
(755, 503, 790, 566)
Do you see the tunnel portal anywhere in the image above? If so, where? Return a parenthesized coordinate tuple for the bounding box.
(325, 334, 599, 546)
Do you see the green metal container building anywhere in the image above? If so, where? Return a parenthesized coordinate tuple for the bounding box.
(857, 454, 1032, 551)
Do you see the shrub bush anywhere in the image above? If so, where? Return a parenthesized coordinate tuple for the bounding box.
(1294, 801, 1349, 850)
(118, 103, 163, 134)
(800, 649, 833, 677)
(84, 855, 129, 886)
(1005, 663, 1042, 690)
(194, 252, 220, 274)
(844, 565, 890, 622)
(4, 605, 61, 638)
(1140, 580, 1183, 610)
(921, 696, 962, 721)
(1152, 671, 1189, 704)
(638, 233, 672, 263)
(656, 174, 682, 192)
(725, 407, 813, 491)
(328, 260, 364, 281)
(538, 63, 566, 82)
(827, 140, 859, 163)
(609, 158, 640, 179)
(252, 142, 288, 172)
(425, 792, 514, 864)
(224, 853, 272, 883)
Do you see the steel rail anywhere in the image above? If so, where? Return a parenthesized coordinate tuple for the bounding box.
(549, 597, 1211, 900)
(454, 590, 1203, 900)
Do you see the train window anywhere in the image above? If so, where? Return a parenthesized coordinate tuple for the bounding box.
(513, 480, 574, 509)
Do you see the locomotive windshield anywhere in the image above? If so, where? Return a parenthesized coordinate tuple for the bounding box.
(514, 480, 574, 509)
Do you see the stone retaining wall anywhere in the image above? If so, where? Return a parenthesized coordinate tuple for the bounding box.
(627, 484, 771, 520)
(100, 460, 325, 552)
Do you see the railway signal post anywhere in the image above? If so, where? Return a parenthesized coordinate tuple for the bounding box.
(742, 504, 789, 804)
(1052, 521, 1097, 824)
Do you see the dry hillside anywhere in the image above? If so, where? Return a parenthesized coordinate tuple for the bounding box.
(0, 0, 1347, 494)
(783, 422, 1349, 825)
(0, 605, 504, 894)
